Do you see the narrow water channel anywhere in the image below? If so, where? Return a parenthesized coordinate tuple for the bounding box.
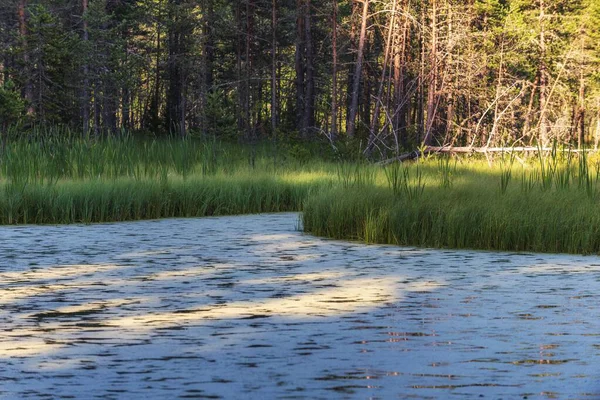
(1, 213, 599, 399)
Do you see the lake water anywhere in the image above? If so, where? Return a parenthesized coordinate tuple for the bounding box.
(1, 213, 599, 399)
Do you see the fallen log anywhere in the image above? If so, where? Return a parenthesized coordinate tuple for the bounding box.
(378, 146, 594, 165)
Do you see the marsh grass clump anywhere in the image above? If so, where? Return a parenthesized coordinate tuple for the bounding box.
(537, 143, 558, 191)
(303, 179, 600, 254)
(499, 151, 515, 195)
(437, 155, 456, 189)
(304, 152, 600, 255)
(384, 162, 424, 199)
(336, 161, 376, 188)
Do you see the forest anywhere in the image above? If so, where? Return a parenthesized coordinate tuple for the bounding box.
(1, 0, 599, 151)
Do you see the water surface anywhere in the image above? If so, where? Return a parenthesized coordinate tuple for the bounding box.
(1, 213, 599, 399)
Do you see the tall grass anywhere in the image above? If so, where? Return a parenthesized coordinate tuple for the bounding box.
(0, 132, 333, 224)
(1, 175, 325, 225)
(303, 152, 600, 255)
(384, 161, 424, 199)
(4, 129, 600, 254)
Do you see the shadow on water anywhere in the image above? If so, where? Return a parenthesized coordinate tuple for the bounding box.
(1, 213, 600, 399)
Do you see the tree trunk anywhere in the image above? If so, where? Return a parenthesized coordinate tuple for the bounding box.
(166, 0, 184, 136)
(346, 0, 369, 138)
(346, 1, 358, 133)
(423, 0, 437, 145)
(488, 34, 504, 147)
(367, 0, 397, 155)
(245, 0, 254, 140)
(302, 0, 314, 138)
(577, 28, 586, 149)
(443, 1, 452, 145)
(295, 0, 305, 134)
(122, 86, 130, 131)
(199, 0, 214, 136)
(271, 0, 278, 136)
(522, 77, 537, 143)
(18, 0, 34, 116)
(93, 84, 100, 136)
(148, 20, 162, 132)
(577, 72, 585, 149)
(394, 0, 410, 149)
(236, 1, 244, 137)
(331, 0, 338, 141)
(417, 2, 425, 142)
(539, 0, 548, 146)
(82, 0, 90, 135)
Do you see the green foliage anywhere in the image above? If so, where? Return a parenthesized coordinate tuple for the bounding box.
(0, 81, 24, 127)
(202, 90, 237, 138)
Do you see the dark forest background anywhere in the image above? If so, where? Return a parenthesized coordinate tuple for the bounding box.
(1, 0, 600, 156)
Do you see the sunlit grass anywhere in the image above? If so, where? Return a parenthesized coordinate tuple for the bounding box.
(304, 150, 600, 254)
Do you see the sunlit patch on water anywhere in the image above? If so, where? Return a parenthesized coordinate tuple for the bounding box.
(1, 213, 600, 399)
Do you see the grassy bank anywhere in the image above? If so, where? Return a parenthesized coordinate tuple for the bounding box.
(2, 174, 328, 224)
(3, 133, 600, 254)
(0, 135, 334, 224)
(303, 152, 600, 254)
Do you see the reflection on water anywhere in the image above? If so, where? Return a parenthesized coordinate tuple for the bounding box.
(1, 213, 599, 399)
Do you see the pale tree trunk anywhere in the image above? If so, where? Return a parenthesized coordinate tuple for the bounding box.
(93, 86, 100, 136)
(417, 3, 425, 142)
(576, 28, 585, 149)
(488, 34, 504, 147)
(121, 34, 131, 133)
(444, 3, 455, 145)
(346, 0, 369, 138)
(393, 0, 410, 149)
(367, 0, 397, 155)
(235, 0, 252, 140)
(345, 1, 358, 130)
(578, 74, 585, 148)
(539, 0, 548, 146)
(522, 77, 537, 143)
(465, 0, 475, 145)
(147, 20, 162, 132)
(423, 0, 437, 145)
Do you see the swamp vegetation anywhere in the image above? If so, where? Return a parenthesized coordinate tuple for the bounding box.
(2, 131, 600, 255)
